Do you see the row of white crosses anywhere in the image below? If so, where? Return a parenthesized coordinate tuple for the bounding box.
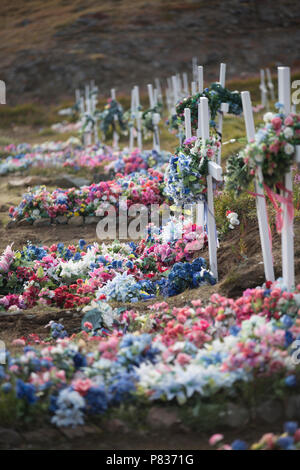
(184, 99, 223, 281)
(243, 66, 299, 290)
(260, 68, 275, 109)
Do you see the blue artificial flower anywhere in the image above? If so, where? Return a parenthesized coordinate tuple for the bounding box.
(284, 421, 298, 436)
(277, 436, 294, 450)
(2, 382, 12, 393)
(79, 239, 86, 249)
(0, 366, 6, 381)
(73, 352, 87, 369)
(284, 330, 294, 348)
(108, 372, 136, 405)
(85, 386, 108, 414)
(229, 326, 241, 336)
(231, 439, 248, 450)
(16, 379, 37, 404)
(285, 375, 297, 387)
(281, 315, 294, 329)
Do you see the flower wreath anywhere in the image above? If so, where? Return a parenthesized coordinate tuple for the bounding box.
(165, 134, 221, 204)
(141, 102, 163, 134)
(174, 83, 242, 131)
(225, 111, 300, 231)
(99, 99, 126, 137)
(226, 112, 300, 193)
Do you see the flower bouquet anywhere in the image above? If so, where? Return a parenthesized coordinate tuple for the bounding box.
(165, 135, 221, 204)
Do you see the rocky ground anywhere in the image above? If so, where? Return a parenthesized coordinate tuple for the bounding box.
(1, 0, 300, 104)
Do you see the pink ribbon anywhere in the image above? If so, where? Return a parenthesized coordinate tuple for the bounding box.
(263, 182, 294, 234)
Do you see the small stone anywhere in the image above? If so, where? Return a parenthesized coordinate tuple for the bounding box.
(68, 216, 84, 226)
(55, 216, 68, 225)
(0, 310, 22, 316)
(147, 407, 180, 429)
(84, 216, 100, 225)
(33, 218, 51, 227)
(6, 220, 16, 229)
(59, 425, 99, 440)
(8, 176, 49, 188)
(256, 400, 284, 424)
(285, 395, 300, 420)
(17, 218, 33, 227)
(0, 428, 22, 448)
(22, 428, 62, 446)
(225, 403, 249, 428)
(52, 175, 90, 189)
(105, 419, 129, 434)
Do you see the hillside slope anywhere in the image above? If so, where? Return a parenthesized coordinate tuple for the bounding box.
(1, 0, 300, 103)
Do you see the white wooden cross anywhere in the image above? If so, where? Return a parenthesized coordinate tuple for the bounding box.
(148, 83, 160, 152)
(184, 99, 222, 280)
(129, 88, 136, 152)
(191, 81, 197, 95)
(0, 80, 6, 105)
(217, 63, 229, 165)
(260, 69, 268, 109)
(111, 88, 119, 150)
(83, 84, 93, 146)
(172, 75, 179, 111)
(183, 72, 189, 97)
(200, 97, 222, 281)
(196, 102, 205, 229)
(197, 66, 203, 94)
(165, 86, 172, 115)
(278, 66, 295, 290)
(75, 89, 81, 107)
(176, 74, 183, 98)
(192, 57, 198, 82)
(241, 91, 275, 282)
(134, 86, 143, 150)
(196, 66, 204, 138)
(155, 78, 162, 104)
(266, 68, 275, 101)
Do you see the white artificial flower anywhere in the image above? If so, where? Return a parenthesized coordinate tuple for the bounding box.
(283, 127, 294, 139)
(51, 388, 85, 427)
(284, 143, 294, 155)
(226, 212, 240, 229)
(263, 112, 274, 123)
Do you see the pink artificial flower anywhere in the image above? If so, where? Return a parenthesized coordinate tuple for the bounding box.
(271, 116, 282, 130)
(209, 434, 224, 446)
(176, 353, 191, 366)
(284, 115, 294, 126)
(72, 378, 93, 396)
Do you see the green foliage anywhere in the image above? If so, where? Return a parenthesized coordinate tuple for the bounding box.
(215, 189, 257, 232)
(0, 104, 59, 128)
(176, 83, 243, 130)
(225, 153, 252, 195)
